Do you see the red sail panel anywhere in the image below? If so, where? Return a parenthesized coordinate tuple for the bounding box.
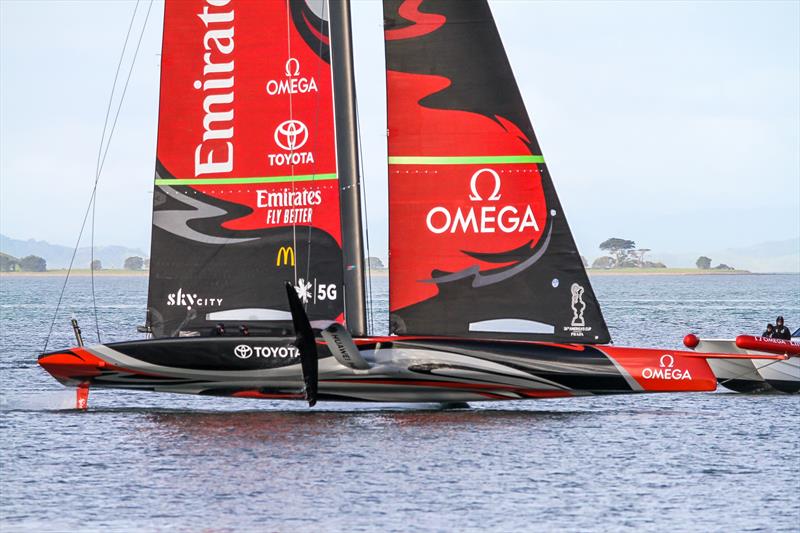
(384, 0, 610, 343)
(147, 0, 343, 337)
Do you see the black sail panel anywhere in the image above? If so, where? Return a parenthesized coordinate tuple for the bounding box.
(383, 0, 611, 343)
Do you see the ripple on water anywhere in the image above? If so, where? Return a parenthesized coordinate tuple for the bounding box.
(1, 274, 799, 531)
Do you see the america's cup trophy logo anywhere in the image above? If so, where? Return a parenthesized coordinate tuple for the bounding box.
(571, 283, 586, 327)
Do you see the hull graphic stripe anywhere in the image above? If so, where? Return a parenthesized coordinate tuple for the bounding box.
(154, 173, 338, 186)
(388, 155, 544, 165)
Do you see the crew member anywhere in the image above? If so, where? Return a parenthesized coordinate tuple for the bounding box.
(762, 323, 775, 338)
(773, 316, 791, 340)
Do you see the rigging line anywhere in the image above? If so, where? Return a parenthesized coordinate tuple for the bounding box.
(96, 0, 154, 180)
(90, 186, 100, 342)
(304, 0, 328, 306)
(353, 92, 374, 336)
(43, 0, 153, 353)
(92, 0, 153, 342)
(285, 0, 298, 287)
(92, 0, 141, 343)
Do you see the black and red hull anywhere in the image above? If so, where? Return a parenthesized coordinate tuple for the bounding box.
(39, 336, 725, 404)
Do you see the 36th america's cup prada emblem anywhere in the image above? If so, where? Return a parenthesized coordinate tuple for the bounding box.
(570, 283, 586, 327)
(563, 283, 592, 337)
(274, 119, 308, 151)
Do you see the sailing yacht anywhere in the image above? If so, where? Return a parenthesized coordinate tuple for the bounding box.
(39, 0, 780, 407)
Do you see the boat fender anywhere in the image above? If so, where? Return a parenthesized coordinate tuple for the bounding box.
(683, 334, 700, 349)
(321, 323, 371, 370)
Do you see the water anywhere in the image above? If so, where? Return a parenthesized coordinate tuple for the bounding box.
(2, 274, 799, 532)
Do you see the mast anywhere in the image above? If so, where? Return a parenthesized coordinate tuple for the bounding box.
(329, 0, 367, 336)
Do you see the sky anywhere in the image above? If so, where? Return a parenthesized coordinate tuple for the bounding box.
(1, 0, 798, 263)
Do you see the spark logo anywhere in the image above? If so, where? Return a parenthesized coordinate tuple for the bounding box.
(294, 278, 337, 304)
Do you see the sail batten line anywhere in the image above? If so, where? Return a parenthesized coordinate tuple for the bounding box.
(389, 155, 544, 165)
(154, 173, 338, 186)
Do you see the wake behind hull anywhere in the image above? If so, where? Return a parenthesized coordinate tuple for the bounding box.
(39, 336, 718, 404)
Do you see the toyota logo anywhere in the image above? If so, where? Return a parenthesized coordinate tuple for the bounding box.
(234, 344, 253, 359)
(274, 119, 308, 151)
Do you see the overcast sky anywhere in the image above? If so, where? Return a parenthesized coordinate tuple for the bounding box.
(1, 0, 798, 261)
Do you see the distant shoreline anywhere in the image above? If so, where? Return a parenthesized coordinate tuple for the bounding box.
(2, 268, 795, 278)
(586, 268, 756, 276)
(0, 269, 148, 277)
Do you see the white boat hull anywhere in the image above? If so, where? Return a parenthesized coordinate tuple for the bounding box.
(752, 357, 800, 393)
(693, 339, 776, 393)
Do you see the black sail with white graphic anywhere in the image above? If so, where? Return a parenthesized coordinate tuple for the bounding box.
(384, 0, 611, 343)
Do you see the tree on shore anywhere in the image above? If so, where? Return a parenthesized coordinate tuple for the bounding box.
(599, 238, 636, 267)
(696, 256, 712, 270)
(19, 255, 47, 272)
(592, 256, 615, 269)
(0, 253, 20, 272)
(124, 256, 144, 270)
(630, 248, 651, 267)
(90, 260, 102, 271)
(713, 263, 734, 271)
(368, 256, 385, 269)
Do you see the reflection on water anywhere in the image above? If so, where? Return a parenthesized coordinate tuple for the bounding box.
(2, 274, 799, 531)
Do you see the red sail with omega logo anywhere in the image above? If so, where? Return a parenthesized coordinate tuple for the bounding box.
(383, 0, 610, 343)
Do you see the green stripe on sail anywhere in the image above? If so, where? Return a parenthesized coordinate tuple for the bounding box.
(154, 173, 338, 186)
(388, 155, 544, 165)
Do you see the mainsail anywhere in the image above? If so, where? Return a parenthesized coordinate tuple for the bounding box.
(383, 0, 611, 343)
(147, 0, 343, 337)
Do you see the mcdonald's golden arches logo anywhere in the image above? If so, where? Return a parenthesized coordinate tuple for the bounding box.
(276, 246, 295, 267)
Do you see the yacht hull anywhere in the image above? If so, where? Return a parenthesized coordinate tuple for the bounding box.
(39, 336, 719, 404)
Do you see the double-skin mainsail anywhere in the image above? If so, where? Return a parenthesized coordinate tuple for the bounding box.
(383, 0, 610, 343)
(147, 0, 364, 337)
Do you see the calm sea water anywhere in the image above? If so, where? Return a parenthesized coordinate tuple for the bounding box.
(1, 273, 799, 532)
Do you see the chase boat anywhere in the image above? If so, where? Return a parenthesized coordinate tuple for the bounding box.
(684, 333, 799, 394)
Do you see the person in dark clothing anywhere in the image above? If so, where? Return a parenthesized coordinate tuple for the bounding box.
(762, 323, 775, 338)
(215, 323, 226, 336)
(773, 316, 791, 340)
